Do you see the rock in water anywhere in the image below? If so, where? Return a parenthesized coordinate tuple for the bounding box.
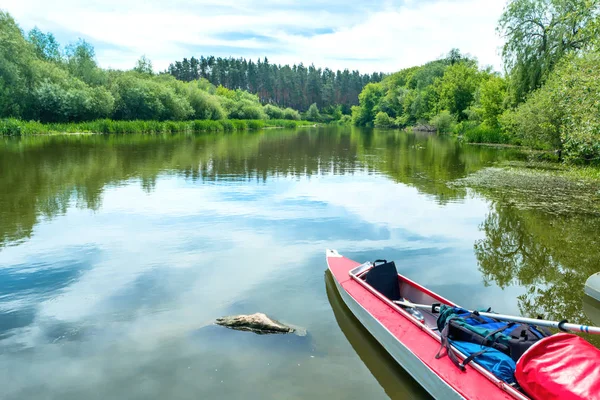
(215, 313, 295, 335)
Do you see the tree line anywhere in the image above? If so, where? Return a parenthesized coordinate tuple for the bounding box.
(167, 56, 385, 112)
(352, 0, 600, 164)
(0, 11, 304, 125)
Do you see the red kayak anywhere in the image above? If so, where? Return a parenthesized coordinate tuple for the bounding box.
(327, 249, 533, 400)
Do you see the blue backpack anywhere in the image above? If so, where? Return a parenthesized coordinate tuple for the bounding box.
(435, 305, 550, 383)
(449, 341, 517, 384)
(436, 305, 550, 361)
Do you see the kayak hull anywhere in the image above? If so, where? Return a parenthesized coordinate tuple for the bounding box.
(326, 250, 523, 400)
(331, 271, 464, 399)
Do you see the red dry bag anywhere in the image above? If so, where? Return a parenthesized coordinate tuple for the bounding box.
(515, 333, 600, 400)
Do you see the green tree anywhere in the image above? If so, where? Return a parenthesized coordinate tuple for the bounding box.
(499, 0, 600, 103)
(134, 55, 153, 75)
(111, 74, 193, 121)
(65, 39, 105, 86)
(473, 75, 508, 127)
(0, 11, 37, 118)
(306, 102, 320, 121)
(505, 52, 600, 161)
(27, 27, 61, 62)
(352, 82, 383, 126)
(436, 62, 482, 121)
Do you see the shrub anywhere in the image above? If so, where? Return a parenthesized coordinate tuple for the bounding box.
(429, 110, 455, 133)
(462, 123, 511, 144)
(265, 119, 298, 128)
(0, 118, 23, 136)
(283, 108, 301, 120)
(264, 104, 285, 119)
(192, 120, 223, 133)
(306, 103, 321, 121)
(338, 115, 352, 126)
(374, 111, 394, 127)
(247, 120, 265, 130)
(452, 120, 478, 135)
(219, 119, 234, 132)
(188, 88, 226, 120)
(227, 100, 267, 120)
(231, 120, 248, 131)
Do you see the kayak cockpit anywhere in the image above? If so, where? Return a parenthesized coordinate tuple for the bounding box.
(349, 260, 444, 331)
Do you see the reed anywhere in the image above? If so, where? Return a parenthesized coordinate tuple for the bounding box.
(0, 118, 310, 136)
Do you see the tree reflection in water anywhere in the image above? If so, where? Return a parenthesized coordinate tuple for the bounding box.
(475, 202, 600, 345)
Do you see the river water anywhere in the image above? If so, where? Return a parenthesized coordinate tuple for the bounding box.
(1, 127, 598, 399)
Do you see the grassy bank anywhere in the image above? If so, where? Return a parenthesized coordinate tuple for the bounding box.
(0, 118, 312, 136)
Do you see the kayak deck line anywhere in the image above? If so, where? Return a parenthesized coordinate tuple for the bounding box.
(326, 250, 527, 400)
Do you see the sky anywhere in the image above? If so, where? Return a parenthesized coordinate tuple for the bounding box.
(3, 0, 508, 73)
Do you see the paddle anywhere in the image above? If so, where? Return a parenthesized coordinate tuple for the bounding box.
(393, 300, 600, 335)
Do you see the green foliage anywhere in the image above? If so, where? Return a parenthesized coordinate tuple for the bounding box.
(263, 104, 284, 119)
(306, 103, 321, 121)
(186, 83, 226, 120)
(337, 115, 352, 126)
(0, 14, 304, 126)
(0, 118, 304, 136)
(477, 75, 508, 127)
(429, 110, 456, 133)
(352, 82, 384, 126)
(0, 11, 36, 118)
(27, 27, 61, 62)
(499, 0, 600, 103)
(353, 52, 481, 128)
(133, 55, 153, 75)
(230, 119, 247, 131)
(0, 118, 23, 136)
(111, 73, 192, 121)
(435, 62, 483, 121)
(330, 105, 343, 121)
(505, 88, 561, 150)
(225, 99, 266, 120)
(65, 39, 106, 86)
(247, 120, 265, 130)
(500, 52, 600, 162)
(374, 111, 394, 127)
(217, 88, 267, 120)
(462, 123, 512, 144)
(550, 53, 600, 162)
(283, 107, 301, 120)
(168, 56, 385, 112)
(266, 119, 301, 128)
(31, 80, 115, 122)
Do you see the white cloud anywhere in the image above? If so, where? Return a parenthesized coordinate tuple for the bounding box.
(3, 0, 507, 72)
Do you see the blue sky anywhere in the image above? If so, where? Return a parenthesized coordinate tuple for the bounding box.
(4, 0, 507, 73)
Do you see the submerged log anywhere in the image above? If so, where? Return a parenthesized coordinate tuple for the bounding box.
(215, 313, 296, 335)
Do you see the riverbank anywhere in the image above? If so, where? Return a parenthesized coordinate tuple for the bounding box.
(0, 118, 313, 136)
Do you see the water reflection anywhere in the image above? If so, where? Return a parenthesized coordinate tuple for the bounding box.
(0, 128, 513, 249)
(1, 127, 599, 399)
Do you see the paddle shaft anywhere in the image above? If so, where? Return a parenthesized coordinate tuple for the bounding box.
(393, 300, 600, 335)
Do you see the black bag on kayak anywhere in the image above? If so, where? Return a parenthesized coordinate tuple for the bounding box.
(364, 259, 401, 301)
(436, 305, 551, 365)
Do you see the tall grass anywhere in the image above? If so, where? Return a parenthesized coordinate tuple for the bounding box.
(0, 118, 311, 136)
(457, 122, 513, 145)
